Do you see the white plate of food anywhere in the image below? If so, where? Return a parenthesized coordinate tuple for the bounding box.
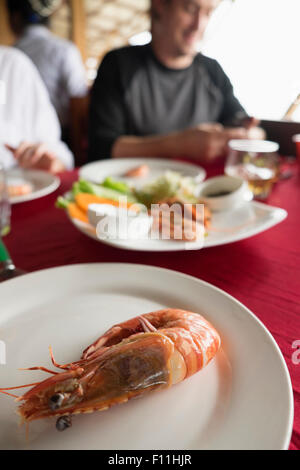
(0, 264, 293, 450)
(6, 169, 60, 204)
(59, 165, 287, 252)
(67, 200, 287, 251)
(79, 158, 206, 187)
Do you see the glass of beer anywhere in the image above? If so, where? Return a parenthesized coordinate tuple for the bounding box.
(225, 140, 280, 200)
(0, 164, 11, 237)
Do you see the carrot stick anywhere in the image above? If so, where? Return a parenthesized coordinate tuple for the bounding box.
(67, 203, 89, 223)
(75, 193, 136, 213)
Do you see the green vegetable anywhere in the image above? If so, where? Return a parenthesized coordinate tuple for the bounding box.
(76, 179, 138, 203)
(56, 178, 137, 211)
(55, 196, 72, 210)
(56, 172, 199, 212)
(71, 181, 82, 197)
(102, 177, 132, 194)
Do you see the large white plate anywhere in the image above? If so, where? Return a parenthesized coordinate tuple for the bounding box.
(0, 264, 293, 450)
(79, 158, 206, 187)
(7, 169, 60, 204)
(69, 201, 287, 251)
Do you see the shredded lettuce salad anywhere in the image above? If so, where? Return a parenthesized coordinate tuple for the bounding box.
(134, 171, 199, 207)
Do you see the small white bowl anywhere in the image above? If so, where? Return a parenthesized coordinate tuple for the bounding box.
(197, 175, 251, 212)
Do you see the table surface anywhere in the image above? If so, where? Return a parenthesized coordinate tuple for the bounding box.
(4, 158, 300, 450)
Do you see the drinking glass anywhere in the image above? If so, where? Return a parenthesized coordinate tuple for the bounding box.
(225, 140, 280, 199)
(0, 163, 11, 236)
(0, 164, 26, 281)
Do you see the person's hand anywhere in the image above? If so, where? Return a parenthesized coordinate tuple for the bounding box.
(5, 142, 66, 173)
(236, 116, 266, 140)
(111, 119, 265, 162)
(175, 123, 248, 162)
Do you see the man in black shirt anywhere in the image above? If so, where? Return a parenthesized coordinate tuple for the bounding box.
(89, 0, 262, 162)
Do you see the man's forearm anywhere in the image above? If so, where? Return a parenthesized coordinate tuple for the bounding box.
(110, 122, 265, 162)
(111, 134, 180, 159)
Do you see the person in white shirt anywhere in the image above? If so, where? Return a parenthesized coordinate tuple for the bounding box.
(6, 0, 88, 130)
(0, 46, 74, 172)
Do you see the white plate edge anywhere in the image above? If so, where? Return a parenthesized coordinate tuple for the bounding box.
(68, 201, 288, 252)
(9, 172, 60, 205)
(79, 158, 207, 182)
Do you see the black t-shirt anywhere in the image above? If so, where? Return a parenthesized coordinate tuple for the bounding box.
(88, 44, 247, 161)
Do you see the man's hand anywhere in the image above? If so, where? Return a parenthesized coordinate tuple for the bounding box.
(175, 120, 266, 162)
(6, 142, 66, 173)
(235, 116, 266, 140)
(176, 123, 248, 162)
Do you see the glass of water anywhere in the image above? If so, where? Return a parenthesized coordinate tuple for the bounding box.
(225, 140, 280, 200)
(0, 163, 11, 237)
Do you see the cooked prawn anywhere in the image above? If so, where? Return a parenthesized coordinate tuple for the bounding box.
(125, 164, 150, 178)
(0, 309, 220, 431)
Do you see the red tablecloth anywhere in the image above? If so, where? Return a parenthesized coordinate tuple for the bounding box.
(5, 159, 300, 450)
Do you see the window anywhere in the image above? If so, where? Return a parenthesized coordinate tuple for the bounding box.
(202, 0, 300, 121)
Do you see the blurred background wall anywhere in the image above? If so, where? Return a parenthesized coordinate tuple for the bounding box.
(0, 0, 15, 46)
(2, 0, 300, 123)
(0, 0, 150, 83)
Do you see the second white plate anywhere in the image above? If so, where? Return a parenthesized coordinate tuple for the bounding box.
(7, 169, 60, 204)
(0, 263, 294, 450)
(79, 158, 206, 187)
